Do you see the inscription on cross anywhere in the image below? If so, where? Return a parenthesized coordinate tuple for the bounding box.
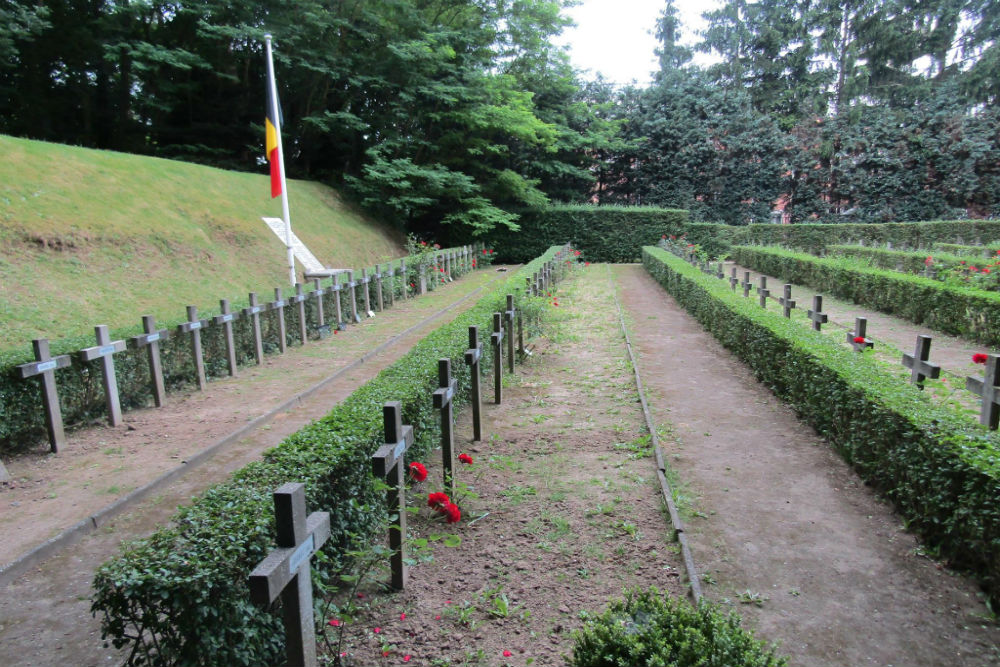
(847, 317, 874, 351)
(902, 335, 941, 389)
(966, 354, 1000, 429)
(78, 325, 127, 426)
(757, 276, 770, 308)
(778, 284, 796, 318)
(433, 359, 459, 495)
(17, 339, 71, 452)
(179, 306, 209, 390)
(371, 402, 416, 590)
(741, 271, 753, 298)
(807, 295, 828, 331)
(132, 315, 169, 407)
(249, 483, 330, 667)
(213, 299, 239, 377)
(491, 312, 504, 405)
(464, 326, 484, 442)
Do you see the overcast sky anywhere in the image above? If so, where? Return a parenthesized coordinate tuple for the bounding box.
(557, 0, 722, 87)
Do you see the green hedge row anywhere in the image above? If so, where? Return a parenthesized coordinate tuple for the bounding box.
(1, 248, 478, 456)
(731, 245, 1000, 346)
(642, 245, 1000, 606)
(933, 242, 1000, 257)
(90, 245, 571, 667)
(826, 245, 1000, 274)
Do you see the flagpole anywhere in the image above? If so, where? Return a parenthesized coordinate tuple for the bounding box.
(265, 34, 295, 286)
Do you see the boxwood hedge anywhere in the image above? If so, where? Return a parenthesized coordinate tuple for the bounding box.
(90, 245, 570, 667)
(826, 245, 1000, 275)
(643, 245, 1000, 607)
(731, 245, 1000, 346)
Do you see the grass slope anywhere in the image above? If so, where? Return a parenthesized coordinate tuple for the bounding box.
(0, 135, 404, 347)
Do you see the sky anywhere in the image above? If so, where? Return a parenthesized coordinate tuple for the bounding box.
(556, 0, 722, 87)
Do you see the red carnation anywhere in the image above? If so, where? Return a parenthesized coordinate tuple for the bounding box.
(853, 336, 866, 344)
(433, 243, 440, 249)
(973, 353, 989, 364)
(458, 453, 473, 464)
(661, 234, 666, 239)
(925, 256, 933, 266)
(409, 461, 428, 482)
(442, 502, 461, 523)
(428, 492, 450, 509)
(985, 268, 992, 274)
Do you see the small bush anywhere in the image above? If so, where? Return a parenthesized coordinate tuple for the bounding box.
(570, 587, 786, 667)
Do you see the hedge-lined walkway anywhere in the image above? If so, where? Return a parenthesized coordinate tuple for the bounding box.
(615, 264, 998, 667)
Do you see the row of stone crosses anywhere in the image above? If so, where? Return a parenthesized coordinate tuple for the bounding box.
(16, 251, 477, 456)
(248, 255, 568, 667)
(679, 250, 1000, 431)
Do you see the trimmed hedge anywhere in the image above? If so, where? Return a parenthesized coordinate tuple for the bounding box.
(933, 242, 1000, 257)
(731, 245, 1000, 346)
(1, 247, 478, 456)
(826, 244, 1000, 275)
(643, 245, 1000, 605)
(90, 245, 571, 667)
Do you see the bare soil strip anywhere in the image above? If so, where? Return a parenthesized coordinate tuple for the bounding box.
(615, 264, 999, 667)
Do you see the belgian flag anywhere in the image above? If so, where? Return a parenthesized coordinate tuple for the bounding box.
(265, 51, 282, 199)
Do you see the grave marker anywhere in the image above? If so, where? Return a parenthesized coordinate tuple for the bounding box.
(433, 359, 458, 495)
(505, 295, 516, 373)
(78, 325, 127, 426)
(492, 312, 504, 404)
(418, 263, 427, 295)
(361, 268, 373, 316)
(213, 299, 239, 377)
(375, 264, 384, 312)
(847, 317, 874, 351)
(729, 267, 738, 290)
(242, 293, 266, 365)
(715, 262, 724, 279)
(967, 354, 1000, 429)
(179, 306, 209, 390)
(757, 276, 770, 308)
(249, 483, 330, 667)
(922, 265, 937, 279)
(400, 260, 408, 300)
(292, 283, 308, 345)
(346, 271, 361, 323)
(807, 295, 828, 331)
(778, 284, 796, 318)
(17, 339, 71, 452)
(741, 271, 753, 298)
(330, 280, 344, 328)
(902, 335, 941, 388)
(132, 315, 169, 407)
(464, 326, 484, 442)
(370, 402, 415, 589)
(310, 279, 326, 329)
(270, 288, 288, 354)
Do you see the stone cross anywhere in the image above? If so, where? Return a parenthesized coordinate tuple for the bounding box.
(418, 263, 428, 295)
(179, 305, 209, 390)
(132, 315, 169, 407)
(505, 295, 516, 373)
(249, 483, 331, 667)
(346, 271, 361, 323)
(967, 354, 1000, 429)
(741, 271, 753, 298)
(370, 402, 415, 590)
(361, 268, 373, 316)
(491, 312, 504, 404)
(757, 276, 769, 308)
(375, 264, 384, 312)
(729, 267, 738, 291)
(807, 295, 828, 331)
(269, 288, 288, 354)
(517, 305, 525, 356)
(399, 260, 408, 300)
(78, 325, 127, 426)
(715, 262, 724, 280)
(433, 359, 458, 495)
(242, 293, 266, 365)
(464, 326, 484, 442)
(292, 283, 308, 345)
(17, 339, 71, 452)
(213, 299, 239, 377)
(310, 279, 326, 329)
(847, 317, 874, 351)
(330, 280, 344, 328)
(922, 265, 937, 279)
(902, 335, 941, 389)
(778, 284, 796, 318)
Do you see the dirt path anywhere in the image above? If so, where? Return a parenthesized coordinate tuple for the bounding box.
(0, 270, 506, 667)
(615, 264, 999, 666)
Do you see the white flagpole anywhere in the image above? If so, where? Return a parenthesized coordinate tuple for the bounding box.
(265, 34, 295, 286)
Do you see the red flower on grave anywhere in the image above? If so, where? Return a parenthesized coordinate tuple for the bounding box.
(971, 266, 979, 272)
(503, 650, 512, 657)
(428, 492, 450, 509)
(661, 234, 667, 239)
(400, 613, 407, 621)
(960, 260, 966, 264)
(403, 655, 412, 662)
(374, 627, 381, 633)
(585, 262, 590, 266)
(421, 241, 427, 246)
(925, 256, 933, 266)
(328, 618, 342, 627)
(483, 249, 488, 254)
(442, 502, 461, 523)
(973, 353, 989, 364)
(458, 453, 473, 464)
(433, 243, 440, 249)
(985, 268, 991, 274)
(853, 336, 866, 344)
(410, 282, 415, 288)
(409, 462, 428, 482)
(670, 235, 676, 240)
(574, 250, 581, 256)
(553, 300, 559, 306)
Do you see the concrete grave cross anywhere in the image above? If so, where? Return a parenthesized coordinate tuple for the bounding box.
(269, 288, 289, 354)
(757, 276, 770, 308)
(922, 264, 937, 279)
(132, 315, 169, 407)
(966, 354, 1000, 429)
(17, 338, 72, 452)
(292, 283, 308, 345)
(902, 335, 941, 389)
(361, 268, 373, 317)
(370, 402, 416, 590)
(741, 271, 753, 298)
(330, 279, 344, 329)
(78, 325, 127, 426)
(178, 306, 209, 390)
(715, 262, 725, 280)
(249, 483, 331, 667)
(346, 271, 361, 323)
(464, 326, 484, 442)
(505, 295, 516, 374)
(399, 260, 408, 301)
(778, 284, 796, 318)
(729, 267, 739, 291)
(807, 295, 828, 331)
(309, 279, 326, 329)
(491, 312, 504, 405)
(213, 299, 239, 377)
(433, 358, 459, 495)
(375, 264, 384, 312)
(848, 317, 874, 351)
(242, 293, 265, 365)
